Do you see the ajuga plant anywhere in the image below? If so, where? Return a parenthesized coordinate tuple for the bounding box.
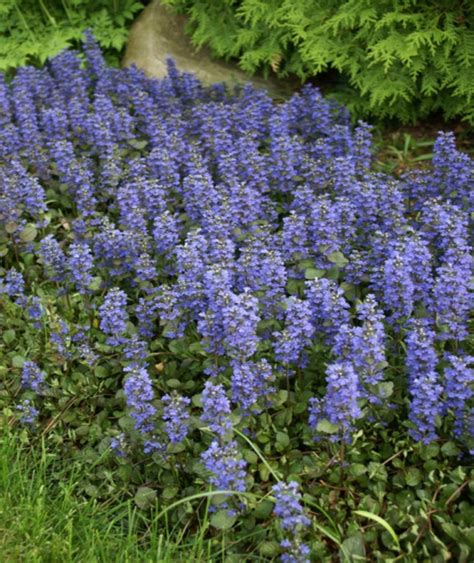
(0, 0, 144, 71)
(0, 34, 473, 561)
(163, 0, 474, 124)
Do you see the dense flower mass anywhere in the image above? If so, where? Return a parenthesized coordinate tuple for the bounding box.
(0, 35, 473, 561)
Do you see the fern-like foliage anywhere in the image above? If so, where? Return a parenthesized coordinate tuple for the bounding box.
(163, 0, 474, 123)
(0, 0, 144, 72)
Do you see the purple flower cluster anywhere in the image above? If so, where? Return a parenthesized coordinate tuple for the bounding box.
(405, 320, 443, 443)
(352, 294, 387, 397)
(162, 393, 191, 444)
(230, 358, 275, 413)
(1, 35, 473, 467)
(272, 481, 310, 563)
(0, 268, 25, 297)
(67, 242, 94, 293)
(309, 361, 362, 442)
(200, 381, 232, 437)
(16, 399, 39, 425)
(21, 361, 47, 394)
(444, 354, 474, 439)
(99, 288, 128, 344)
(273, 297, 314, 367)
(123, 363, 157, 435)
(201, 439, 247, 492)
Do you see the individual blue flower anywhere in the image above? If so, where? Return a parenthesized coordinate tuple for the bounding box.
(123, 334, 148, 364)
(432, 248, 472, 341)
(110, 433, 127, 457)
(221, 288, 260, 360)
(382, 247, 414, 323)
(27, 296, 44, 327)
(50, 328, 72, 360)
(153, 210, 181, 257)
(280, 538, 311, 563)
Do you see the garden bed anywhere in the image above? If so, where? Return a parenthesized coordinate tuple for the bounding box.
(0, 35, 473, 561)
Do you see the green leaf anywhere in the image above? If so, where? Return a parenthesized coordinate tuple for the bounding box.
(128, 139, 148, 150)
(304, 267, 325, 280)
(244, 449, 258, 464)
(276, 431, 290, 449)
(327, 251, 348, 267)
(316, 419, 340, 434)
(340, 532, 366, 561)
(19, 223, 38, 242)
(134, 486, 157, 509)
(405, 467, 422, 487)
(11, 355, 25, 368)
(376, 381, 393, 398)
(5, 222, 18, 234)
(3, 329, 16, 345)
(259, 541, 281, 557)
(94, 365, 109, 379)
(210, 509, 237, 530)
(440, 522, 461, 541)
(88, 276, 103, 291)
(253, 499, 274, 520)
(350, 463, 367, 477)
(441, 441, 460, 457)
(162, 486, 179, 500)
(188, 341, 206, 354)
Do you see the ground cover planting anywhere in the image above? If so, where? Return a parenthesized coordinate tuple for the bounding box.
(0, 34, 473, 561)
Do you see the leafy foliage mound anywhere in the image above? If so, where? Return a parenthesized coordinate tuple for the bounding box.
(164, 0, 474, 124)
(0, 36, 473, 561)
(0, 0, 144, 71)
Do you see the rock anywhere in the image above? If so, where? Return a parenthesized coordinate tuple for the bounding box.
(123, 0, 294, 98)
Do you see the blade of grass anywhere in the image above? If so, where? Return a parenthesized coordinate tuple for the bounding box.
(354, 509, 400, 551)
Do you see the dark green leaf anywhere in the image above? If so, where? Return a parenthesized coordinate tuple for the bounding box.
(134, 486, 157, 509)
(210, 509, 237, 530)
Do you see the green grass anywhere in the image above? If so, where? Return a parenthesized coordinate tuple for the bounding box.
(0, 430, 229, 562)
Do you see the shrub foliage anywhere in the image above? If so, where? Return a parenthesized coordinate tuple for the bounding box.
(0, 37, 473, 560)
(0, 0, 144, 71)
(164, 0, 474, 123)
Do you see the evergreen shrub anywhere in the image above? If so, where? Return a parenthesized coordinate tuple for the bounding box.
(0, 0, 144, 71)
(164, 0, 474, 123)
